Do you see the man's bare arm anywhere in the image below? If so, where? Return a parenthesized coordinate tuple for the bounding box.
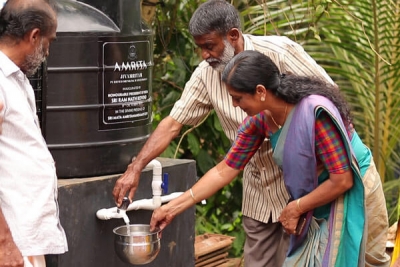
(113, 116, 183, 206)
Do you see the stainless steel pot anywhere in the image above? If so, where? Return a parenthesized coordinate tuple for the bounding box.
(113, 224, 161, 265)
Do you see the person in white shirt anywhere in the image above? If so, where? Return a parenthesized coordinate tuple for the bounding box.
(0, 0, 68, 266)
(0, 102, 3, 134)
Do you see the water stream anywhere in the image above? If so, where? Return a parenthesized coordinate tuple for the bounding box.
(120, 210, 131, 236)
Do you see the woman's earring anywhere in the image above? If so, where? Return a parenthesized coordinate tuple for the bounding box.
(261, 96, 265, 101)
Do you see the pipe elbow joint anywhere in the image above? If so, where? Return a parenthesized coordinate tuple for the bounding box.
(96, 208, 112, 220)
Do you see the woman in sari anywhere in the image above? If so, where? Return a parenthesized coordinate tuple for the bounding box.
(150, 50, 390, 266)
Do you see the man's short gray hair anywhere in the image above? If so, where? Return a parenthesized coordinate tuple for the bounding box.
(189, 0, 241, 37)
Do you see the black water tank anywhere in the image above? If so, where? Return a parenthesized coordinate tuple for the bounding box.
(38, 0, 154, 178)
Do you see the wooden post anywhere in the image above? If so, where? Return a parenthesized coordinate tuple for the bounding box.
(142, 0, 159, 24)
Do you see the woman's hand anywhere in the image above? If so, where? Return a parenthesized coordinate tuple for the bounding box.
(278, 171, 353, 235)
(149, 205, 176, 233)
(278, 200, 302, 235)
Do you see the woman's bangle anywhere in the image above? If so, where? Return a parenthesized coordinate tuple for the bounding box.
(189, 188, 197, 203)
(296, 198, 304, 214)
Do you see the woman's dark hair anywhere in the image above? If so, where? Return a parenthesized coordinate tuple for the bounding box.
(222, 50, 352, 123)
(0, 0, 56, 42)
(189, 0, 241, 37)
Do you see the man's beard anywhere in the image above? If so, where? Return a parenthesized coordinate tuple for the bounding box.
(207, 39, 235, 73)
(22, 39, 46, 76)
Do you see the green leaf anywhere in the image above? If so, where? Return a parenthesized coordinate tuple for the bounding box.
(187, 133, 201, 156)
(196, 149, 215, 175)
(315, 5, 325, 16)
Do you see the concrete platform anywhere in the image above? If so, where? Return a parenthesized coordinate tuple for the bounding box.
(46, 158, 197, 267)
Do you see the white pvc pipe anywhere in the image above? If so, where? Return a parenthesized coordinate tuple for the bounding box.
(96, 192, 183, 220)
(96, 159, 183, 221)
(147, 159, 163, 197)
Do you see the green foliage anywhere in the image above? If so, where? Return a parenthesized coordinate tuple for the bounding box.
(303, 0, 400, 224)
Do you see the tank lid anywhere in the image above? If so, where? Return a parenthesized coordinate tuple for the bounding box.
(55, 0, 119, 33)
(0, 0, 6, 10)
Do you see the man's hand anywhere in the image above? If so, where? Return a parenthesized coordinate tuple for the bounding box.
(112, 160, 141, 207)
(112, 116, 183, 207)
(0, 235, 24, 267)
(0, 210, 24, 267)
